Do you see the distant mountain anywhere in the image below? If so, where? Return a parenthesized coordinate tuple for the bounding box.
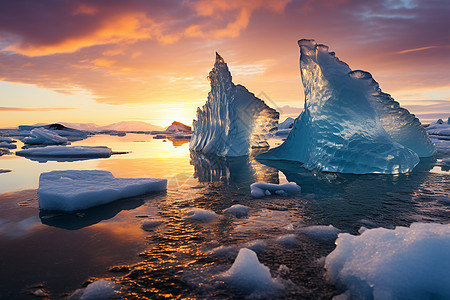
(59, 121, 164, 132)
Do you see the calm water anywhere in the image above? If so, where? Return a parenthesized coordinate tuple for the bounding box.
(0, 134, 448, 299)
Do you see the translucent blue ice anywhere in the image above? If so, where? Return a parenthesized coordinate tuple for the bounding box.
(257, 39, 435, 174)
(190, 53, 279, 156)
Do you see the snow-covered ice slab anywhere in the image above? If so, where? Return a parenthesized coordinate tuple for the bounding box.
(250, 182, 301, 198)
(325, 223, 450, 299)
(190, 53, 279, 156)
(16, 146, 112, 159)
(38, 170, 167, 211)
(258, 39, 435, 174)
(22, 128, 68, 145)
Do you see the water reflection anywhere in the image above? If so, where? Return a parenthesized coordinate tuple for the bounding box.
(39, 194, 149, 230)
(190, 150, 278, 188)
(256, 157, 443, 231)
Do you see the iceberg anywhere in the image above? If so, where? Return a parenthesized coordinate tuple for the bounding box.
(22, 128, 68, 145)
(325, 223, 450, 299)
(38, 170, 167, 211)
(426, 118, 450, 136)
(19, 123, 88, 142)
(190, 53, 279, 156)
(257, 39, 435, 174)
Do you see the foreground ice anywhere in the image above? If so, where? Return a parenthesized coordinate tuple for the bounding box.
(38, 170, 167, 211)
(223, 204, 250, 217)
(325, 223, 450, 299)
(16, 146, 112, 159)
(258, 39, 435, 174)
(190, 53, 279, 156)
(250, 182, 301, 198)
(69, 280, 119, 300)
(298, 225, 341, 242)
(22, 128, 68, 145)
(220, 248, 283, 296)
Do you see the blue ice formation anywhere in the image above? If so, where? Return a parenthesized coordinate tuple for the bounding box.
(257, 39, 435, 174)
(189, 53, 279, 156)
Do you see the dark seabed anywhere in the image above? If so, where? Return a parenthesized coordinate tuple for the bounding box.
(0, 134, 448, 299)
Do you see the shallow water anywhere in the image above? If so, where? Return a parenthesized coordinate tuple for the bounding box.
(0, 134, 448, 299)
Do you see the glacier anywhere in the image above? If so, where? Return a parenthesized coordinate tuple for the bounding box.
(257, 39, 435, 174)
(189, 53, 279, 156)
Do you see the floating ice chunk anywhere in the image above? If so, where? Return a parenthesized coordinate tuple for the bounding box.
(38, 170, 167, 211)
(16, 146, 112, 159)
(224, 204, 250, 217)
(325, 223, 450, 299)
(184, 208, 218, 222)
(141, 220, 164, 231)
(22, 128, 68, 145)
(212, 245, 238, 256)
(70, 280, 119, 300)
(257, 39, 434, 174)
(298, 225, 341, 242)
(19, 123, 87, 141)
(276, 234, 299, 247)
(250, 182, 301, 198)
(190, 53, 279, 156)
(0, 136, 13, 143)
(429, 136, 450, 154)
(220, 248, 283, 295)
(0, 141, 16, 149)
(244, 240, 267, 253)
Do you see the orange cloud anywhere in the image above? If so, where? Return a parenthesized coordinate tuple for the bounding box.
(189, 0, 291, 39)
(5, 13, 177, 56)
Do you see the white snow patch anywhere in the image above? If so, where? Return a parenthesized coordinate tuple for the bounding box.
(298, 225, 341, 242)
(38, 170, 167, 211)
(16, 146, 112, 158)
(325, 223, 450, 299)
(23, 128, 68, 145)
(250, 182, 301, 198)
(223, 204, 250, 217)
(220, 248, 283, 295)
(184, 208, 218, 222)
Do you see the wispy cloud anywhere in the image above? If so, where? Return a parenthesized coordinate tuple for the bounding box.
(396, 46, 440, 54)
(0, 107, 74, 111)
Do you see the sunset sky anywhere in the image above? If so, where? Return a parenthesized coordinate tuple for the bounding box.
(1, 0, 449, 128)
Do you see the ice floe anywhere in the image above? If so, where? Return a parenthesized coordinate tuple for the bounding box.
(38, 170, 167, 211)
(69, 280, 119, 300)
(276, 234, 299, 247)
(16, 146, 112, 161)
(0, 141, 17, 149)
(22, 128, 68, 145)
(325, 222, 450, 299)
(250, 182, 301, 198)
